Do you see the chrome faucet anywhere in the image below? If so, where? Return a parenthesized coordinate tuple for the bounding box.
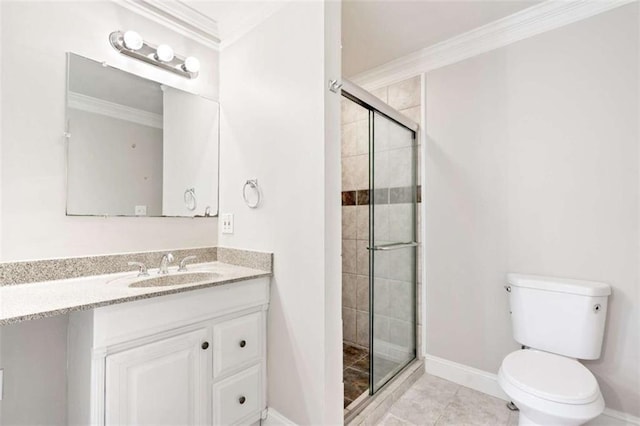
(128, 261, 149, 277)
(178, 255, 198, 272)
(158, 253, 174, 275)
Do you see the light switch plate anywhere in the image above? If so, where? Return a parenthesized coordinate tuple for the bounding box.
(0, 368, 4, 400)
(221, 213, 234, 234)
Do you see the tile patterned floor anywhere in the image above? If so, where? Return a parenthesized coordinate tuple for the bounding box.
(377, 374, 519, 426)
(344, 343, 370, 408)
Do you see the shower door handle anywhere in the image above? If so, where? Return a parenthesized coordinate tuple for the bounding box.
(367, 242, 418, 251)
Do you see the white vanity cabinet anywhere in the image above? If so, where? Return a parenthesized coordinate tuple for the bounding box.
(68, 278, 269, 426)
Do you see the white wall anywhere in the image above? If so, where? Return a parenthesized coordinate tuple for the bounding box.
(0, 2, 220, 423)
(0, 0, 219, 261)
(219, 2, 342, 423)
(425, 4, 640, 416)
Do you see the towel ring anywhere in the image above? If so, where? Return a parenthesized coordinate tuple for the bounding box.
(243, 179, 261, 209)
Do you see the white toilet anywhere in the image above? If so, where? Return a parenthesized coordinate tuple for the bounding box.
(498, 273, 611, 426)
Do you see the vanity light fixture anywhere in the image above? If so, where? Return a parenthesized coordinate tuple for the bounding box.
(109, 30, 199, 79)
(154, 44, 175, 63)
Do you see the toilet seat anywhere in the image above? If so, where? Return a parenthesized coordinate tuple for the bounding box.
(500, 350, 600, 404)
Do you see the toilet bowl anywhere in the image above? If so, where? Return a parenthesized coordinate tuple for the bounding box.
(498, 350, 604, 426)
(499, 274, 611, 426)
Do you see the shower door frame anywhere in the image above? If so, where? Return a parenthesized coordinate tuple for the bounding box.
(341, 79, 420, 401)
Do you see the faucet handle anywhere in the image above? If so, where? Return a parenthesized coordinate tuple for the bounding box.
(178, 255, 198, 272)
(128, 261, 149, 277)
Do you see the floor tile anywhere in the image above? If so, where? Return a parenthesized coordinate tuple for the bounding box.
(435, 386, 511, 426)
(344, 343, 368, 366)
(378, 373, 514, 426)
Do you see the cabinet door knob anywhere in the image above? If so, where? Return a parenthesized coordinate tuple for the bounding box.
(239, 340, 247, 348)
(201, 341, 209, 350)
(239, 396, 246, 404)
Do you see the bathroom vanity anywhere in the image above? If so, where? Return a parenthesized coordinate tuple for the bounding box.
(68, 276, 269, 425)
(0, 249, 272, 426)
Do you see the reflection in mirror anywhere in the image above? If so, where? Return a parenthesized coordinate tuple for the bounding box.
(65, 53, 219, 218)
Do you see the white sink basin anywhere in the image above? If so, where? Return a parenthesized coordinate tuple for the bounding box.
(109, 271, 220, 288)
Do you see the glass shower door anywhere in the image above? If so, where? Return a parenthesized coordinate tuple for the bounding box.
(369, 111, 417, 393)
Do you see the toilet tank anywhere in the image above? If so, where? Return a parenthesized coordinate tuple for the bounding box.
(507, 273, 611, 360)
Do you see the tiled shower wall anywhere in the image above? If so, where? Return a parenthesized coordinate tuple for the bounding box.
(342, 76, 422, 351)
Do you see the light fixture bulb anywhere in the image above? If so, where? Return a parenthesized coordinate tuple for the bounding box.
(122, 30, 143, 51)
(182, 56, 201, 73)
(155, 44, 174, 63)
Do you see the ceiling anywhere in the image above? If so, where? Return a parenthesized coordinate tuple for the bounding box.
(342, 0, 541, 77)
(184, 1, 286, 44)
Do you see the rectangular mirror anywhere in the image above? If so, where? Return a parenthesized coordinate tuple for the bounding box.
(65, 53, 219, 218)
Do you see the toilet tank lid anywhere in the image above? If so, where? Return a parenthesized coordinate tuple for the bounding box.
(507, 273, 611, 297)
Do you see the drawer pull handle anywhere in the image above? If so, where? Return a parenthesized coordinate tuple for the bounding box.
(201, 341, 209, 350)
(239, 396, 246, 405)
(239, 340, 247, 348)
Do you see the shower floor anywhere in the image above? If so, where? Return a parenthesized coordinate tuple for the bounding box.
(343, 343, 370, 408)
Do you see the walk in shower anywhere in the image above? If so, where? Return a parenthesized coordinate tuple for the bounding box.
(340, 80, 419, 415)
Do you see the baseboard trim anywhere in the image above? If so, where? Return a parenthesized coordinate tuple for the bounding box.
(262, 408, 297, 426)
(423, 354, 640, 426)
(424, 353, 508, 401)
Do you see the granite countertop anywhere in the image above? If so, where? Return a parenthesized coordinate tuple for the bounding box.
(0, 261, 271, 325)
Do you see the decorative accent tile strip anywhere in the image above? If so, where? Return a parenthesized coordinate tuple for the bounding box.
(342, 186, 422, 206)
(342, 191, 357, 206)
(217, 247, 273, 272)
(357, 189, 370, 206)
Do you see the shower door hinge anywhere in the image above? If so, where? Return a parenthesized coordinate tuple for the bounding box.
(328, 79, 343, 93)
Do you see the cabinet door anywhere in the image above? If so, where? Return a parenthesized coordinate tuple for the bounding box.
(105, 328, 210, 425)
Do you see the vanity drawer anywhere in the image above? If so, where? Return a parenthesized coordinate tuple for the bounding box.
(213, 312, 262, 378)
(212, 365, 261, 425)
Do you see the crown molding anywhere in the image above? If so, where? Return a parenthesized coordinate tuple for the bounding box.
(68, 91, 163, 130)
(352, 0, 635, 90)
(114, 0, 220, 51)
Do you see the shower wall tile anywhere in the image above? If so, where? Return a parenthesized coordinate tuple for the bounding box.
(389, 318, 413, 348)
(356, 310, 370, 348)
(401, 105, 421, 125)
(356, 274, 369, 312)
(389, 203, 414, 242)
(388, 76, 420, 110)
(343, 206, 357, 239)
(374, 204, 390, 242)
(388, 121, 414, 150)
(342, 97, 367, 124)
(356, 119, 369, 155)
(353, 154, 369, 190)
(342, 239, 356, 274)
(343, 273, 357, 309)
(373, 278, 390, 317)
(342, 122, 358, 157)
(356, 239, 370, 276)
(343, 307, 356, 343)
(356, 189, 370, 206)
(388, 147, 414, 188)
(388, 280, 413, 322)
(356, 205, 369, 240)
(374, 315, 390, 343)
(342, 190, 357, 206)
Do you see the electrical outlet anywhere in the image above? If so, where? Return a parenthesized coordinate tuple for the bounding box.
(134, 205, 147, 216)
(221, 213, 234, 234)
